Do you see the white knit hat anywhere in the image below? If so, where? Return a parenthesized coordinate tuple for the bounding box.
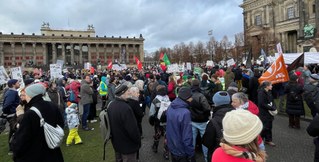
(222, 109, 263, 145)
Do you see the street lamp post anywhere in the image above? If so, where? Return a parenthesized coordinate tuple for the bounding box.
(208, 30, 213, 61)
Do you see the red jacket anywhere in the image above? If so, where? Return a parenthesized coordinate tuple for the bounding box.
(167, 81, 176, 100)
(212, 147, 254, 162)
(65, 81, 81, 103)
(248, 100, 259, 115)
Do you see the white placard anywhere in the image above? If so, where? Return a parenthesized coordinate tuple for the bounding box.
(276, 43, 283, 54)
(186, 62, 192, 70)
(10, 67, 24, 87)
(206, 60, 214, 67)
(0, 66, 9, 85)
(226, 59, 235, 66)
(50, 64, 63, 79)
(167, 64, 180, 73)
(56, 59, 64, 66)
(84, 62, 91, 70)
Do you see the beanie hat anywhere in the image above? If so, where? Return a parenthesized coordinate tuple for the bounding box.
(115, 84, 129, 96)
(156, 85, 167, 96)
(290, 74, 298, 82)
(212, 91, 230, 106)
(68, 103, 77, 109)
(222, 109, 263, 145)
(178, 87, 192, 101)
(25, 83, 46, 98)
(228, 82, 237, 88)
(7, 79, 18, 87)
(24, 78, 34, 87)
(67, 101, 72, 107)
(192, 79, 200, 87)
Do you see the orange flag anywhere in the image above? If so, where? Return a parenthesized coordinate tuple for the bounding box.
(258, 54, 289, 84)
(134, 56, 142, 70)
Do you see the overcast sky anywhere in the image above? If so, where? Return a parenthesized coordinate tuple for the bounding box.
(0, 0, 244, 54)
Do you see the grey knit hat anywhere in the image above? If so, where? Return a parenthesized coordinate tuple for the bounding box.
(25, 83, 46, 98)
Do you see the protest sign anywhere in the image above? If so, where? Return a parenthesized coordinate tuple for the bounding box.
(194, 67, 202, 75)
(84, 62, 91, 70)
(226, 59, 235, 66)
(167, 64, 180, 73)
(10, 66, 24, 87)
(0, 66, 9, 85)
(206, 60, 214, 67)
(186, 62, 192, 70)
(50, 64, 63, 79)
(56, 59, 64, 66)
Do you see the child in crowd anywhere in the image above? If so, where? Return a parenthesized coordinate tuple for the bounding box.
(65, 102, 82, 146)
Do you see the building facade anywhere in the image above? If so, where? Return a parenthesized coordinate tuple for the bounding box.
(240, 0, 319, 55)
(0, 23, 144, 68)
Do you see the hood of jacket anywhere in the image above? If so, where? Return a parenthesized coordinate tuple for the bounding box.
(57, 78, 64, 87)
(101, 76, 107, 84)
(170, 97, 189, 110)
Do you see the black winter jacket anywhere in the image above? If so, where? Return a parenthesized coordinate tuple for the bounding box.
(12, 95, 64, 162)
(284, 82, 305, 116)
(189, 88, 211, 122)
(107, 97, 141, 154)
(307, 115, 319, 161)
(202, 104, 234, 162)
(257, 89, 275, 121)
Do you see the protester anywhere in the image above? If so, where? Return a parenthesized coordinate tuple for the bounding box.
(166, 87, 195, 162)
(211, 109, 266, 162)
(248, 69, 261, 104)
(258, 81, 276, 147)
(189, 79, 211, 162)
(202, 91, 234, 162)
(11, 83, 64, 162)
(99, 76, 108, 110)
(284, 74, 304, 129)
(47, 80, 65, 116)
(304, 74, 319, 118)
(2, 79, 20, 155)
(108, 84, 141, 162)
(106, 77, 117, 107)
(307, 113, 319, 162)
(224, 67, 235, 90)
(167, 75, 177, 101)
(80, 75, 94, 131)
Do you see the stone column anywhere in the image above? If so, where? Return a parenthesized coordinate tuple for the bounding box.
(112, 44, 115, 60)
(119, 44, 122, 63)
(88, 44, 92, 63)
(42, 43, 47, 65)
(299, 0, 305, 38)
(21, 43, 26, 67)
(61, 43, 66, 63)
(79, 44, 83, 65)
(316, 0, 319, 33)
(0, 42, 4, 66)
(96, 44, 99, 63)
(104, 44, 107, 63)
(11, 42, 15, 65)
(139, 44, 144, 62)
(32, 43, 36, 65)
(52, 43, 57, 64)
(126, 44, 129, 64)
(266, 5, 269, 25)
(70, 43, 74, 65)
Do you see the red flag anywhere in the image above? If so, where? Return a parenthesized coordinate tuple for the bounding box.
(107, 60, 113, 69)
(159, 52, 166, 71)
(134, 56, 142, 70)
(258, 54, 289, 84)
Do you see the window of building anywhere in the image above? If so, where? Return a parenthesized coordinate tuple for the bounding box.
(313, 4, 316, 14)
(255, 15, 262, 26)
(287, 7, 295, 19)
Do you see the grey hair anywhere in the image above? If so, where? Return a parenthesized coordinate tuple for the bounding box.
(134, 80, 144, 91)
(128, 86, 140, 94)
(232, 92, 248, 103)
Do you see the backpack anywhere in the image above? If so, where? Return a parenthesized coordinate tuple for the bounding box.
(157, 99, 171, 123)
(30, 107, 64, 149)
(99, 101, 113, 160)
(68, 90, 76, 102)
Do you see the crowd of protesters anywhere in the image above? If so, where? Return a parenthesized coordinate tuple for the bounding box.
(1, 62, 319, 162)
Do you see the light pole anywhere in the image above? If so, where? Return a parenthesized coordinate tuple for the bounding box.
(208, 30, 213, 61)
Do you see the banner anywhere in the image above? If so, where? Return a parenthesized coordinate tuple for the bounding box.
(194, 67, 202, 75)
(50, 64, 63, 79)
(258, 54, 289, 84)
(0, 66, 9, 85)
(226, 59, 236, 67)
(112, 64, 127, 71)
(167, 64, 180, 73)
(10, 67, 24, 87)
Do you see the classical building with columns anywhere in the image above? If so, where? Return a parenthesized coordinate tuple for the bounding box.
(0, 24, 144, 68)
(240, 0, 319, 55)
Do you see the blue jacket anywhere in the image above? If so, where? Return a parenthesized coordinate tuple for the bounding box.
(3, 88, 20, 114)
(166, 97, 194, 157)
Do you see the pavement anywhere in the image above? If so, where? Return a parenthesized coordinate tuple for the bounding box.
(138, 111, 315, 162)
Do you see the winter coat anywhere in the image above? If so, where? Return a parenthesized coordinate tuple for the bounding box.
(166, 97, 194, 157)
(65, 107, 80, 129)
(167, 81, 176, 100)
(202, 104, 234, 162)
(47, 88, 65, 114)
(127, 98, 144, 123)
(257, 89, 275, 121)
(284, 82, 305, 116)
(224, 69, 235, 89)
(307, 115, 319, 162)
(247, 100, 259, 115)
(212, 146, 255, 162)
(107, 83, 116, 101)
(248, 76, 260, 104)
(12, 95, 64, 162)
(2, 88, 20, 114)
(242, 73, 250, 90)
(80, 80, 93, 105)
(65, 81, 81, 103)
(99, 76, 108, 96)
(57, 78, 68, 102)
(107, 97, 141, 154)
(189, 88, 211, 122)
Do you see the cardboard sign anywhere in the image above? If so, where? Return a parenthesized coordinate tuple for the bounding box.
(0, 66, 9, 85)
(186, 62, 192, 70)
(167, 64, 180, 73)
(226, 59, 235, 67)
(194, 67, 202, 75)
(10, 67, 24, 87)
(50, 64, 63, 79)
(84, 62, 91, 70)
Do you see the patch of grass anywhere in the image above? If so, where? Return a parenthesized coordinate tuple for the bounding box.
(0, 121, 115, 162)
